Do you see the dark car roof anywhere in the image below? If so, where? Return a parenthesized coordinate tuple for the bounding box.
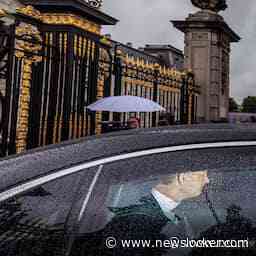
(0, 124, 256, 192)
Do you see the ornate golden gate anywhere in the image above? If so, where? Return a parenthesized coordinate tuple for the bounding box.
(0, 3, 198, 157)
(0, 4, 116, 156)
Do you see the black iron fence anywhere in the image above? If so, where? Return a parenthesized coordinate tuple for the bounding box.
(0, 12, 199, 157)
(108, 51, 198, 128)
(0, 14, 112, 156)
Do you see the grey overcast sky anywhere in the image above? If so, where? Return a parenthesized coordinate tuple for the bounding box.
(102, 0, 256, 104)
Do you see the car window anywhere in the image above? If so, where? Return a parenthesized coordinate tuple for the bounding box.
(71, 147, 256, 256)
(0, 170, 91, 256)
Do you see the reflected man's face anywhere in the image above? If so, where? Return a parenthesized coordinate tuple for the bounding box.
(155, 171, 209, 202)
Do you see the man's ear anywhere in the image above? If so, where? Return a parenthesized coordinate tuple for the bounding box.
(154, 183, 171, 195)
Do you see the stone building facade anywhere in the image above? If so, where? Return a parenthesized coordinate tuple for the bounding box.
(142, 44, 184, 70)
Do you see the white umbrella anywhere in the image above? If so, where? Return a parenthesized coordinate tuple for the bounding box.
(86, 96, 166, 112)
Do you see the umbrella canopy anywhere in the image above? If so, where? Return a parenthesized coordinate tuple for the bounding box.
(87, 96, 166, 113)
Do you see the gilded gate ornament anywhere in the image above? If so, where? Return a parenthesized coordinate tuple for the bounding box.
(15, 23, 42, 153)
(191, 0, 227, 12)
(16, 5, 41, 19)
(0, 9, 7, 18)
(85, 0, 103, 9)
(15, 6, 101, 35)
(15, 23, 42, 61)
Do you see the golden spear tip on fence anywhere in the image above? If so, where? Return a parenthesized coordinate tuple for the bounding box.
(163, 66, 167, 75)
(145, 60, 149, 69)
(0, 9, 7, 18)
(128, 56, 133, 66)
(136, 58, 140, 67)
(125, 53, 129, 62)
(140, 59, 144, 68)
(153, 63, 160, 71)
(143, 59, 146, 68)
(116, 49, 123, 57)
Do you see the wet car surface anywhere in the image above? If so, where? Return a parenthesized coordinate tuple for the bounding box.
(1, 124, 256, 255)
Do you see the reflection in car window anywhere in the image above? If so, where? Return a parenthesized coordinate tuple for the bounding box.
(72, 165, 256, 256)
(0, 172, 84, 256)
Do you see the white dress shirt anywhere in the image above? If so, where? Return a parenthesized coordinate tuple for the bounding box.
(151, 189, 180, 222)
(152, 189, 194, 236)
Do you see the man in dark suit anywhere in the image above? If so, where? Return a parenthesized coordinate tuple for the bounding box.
(71, 171, 209, 256)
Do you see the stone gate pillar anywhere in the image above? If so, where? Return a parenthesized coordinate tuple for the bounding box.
(172, 1, 240, 122)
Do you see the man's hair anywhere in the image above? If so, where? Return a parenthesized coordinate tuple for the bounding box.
(159, 174, 177, 186)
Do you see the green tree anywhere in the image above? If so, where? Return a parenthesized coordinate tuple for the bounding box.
(229, 98, 239, 112)
(242, 96, 256, 113)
